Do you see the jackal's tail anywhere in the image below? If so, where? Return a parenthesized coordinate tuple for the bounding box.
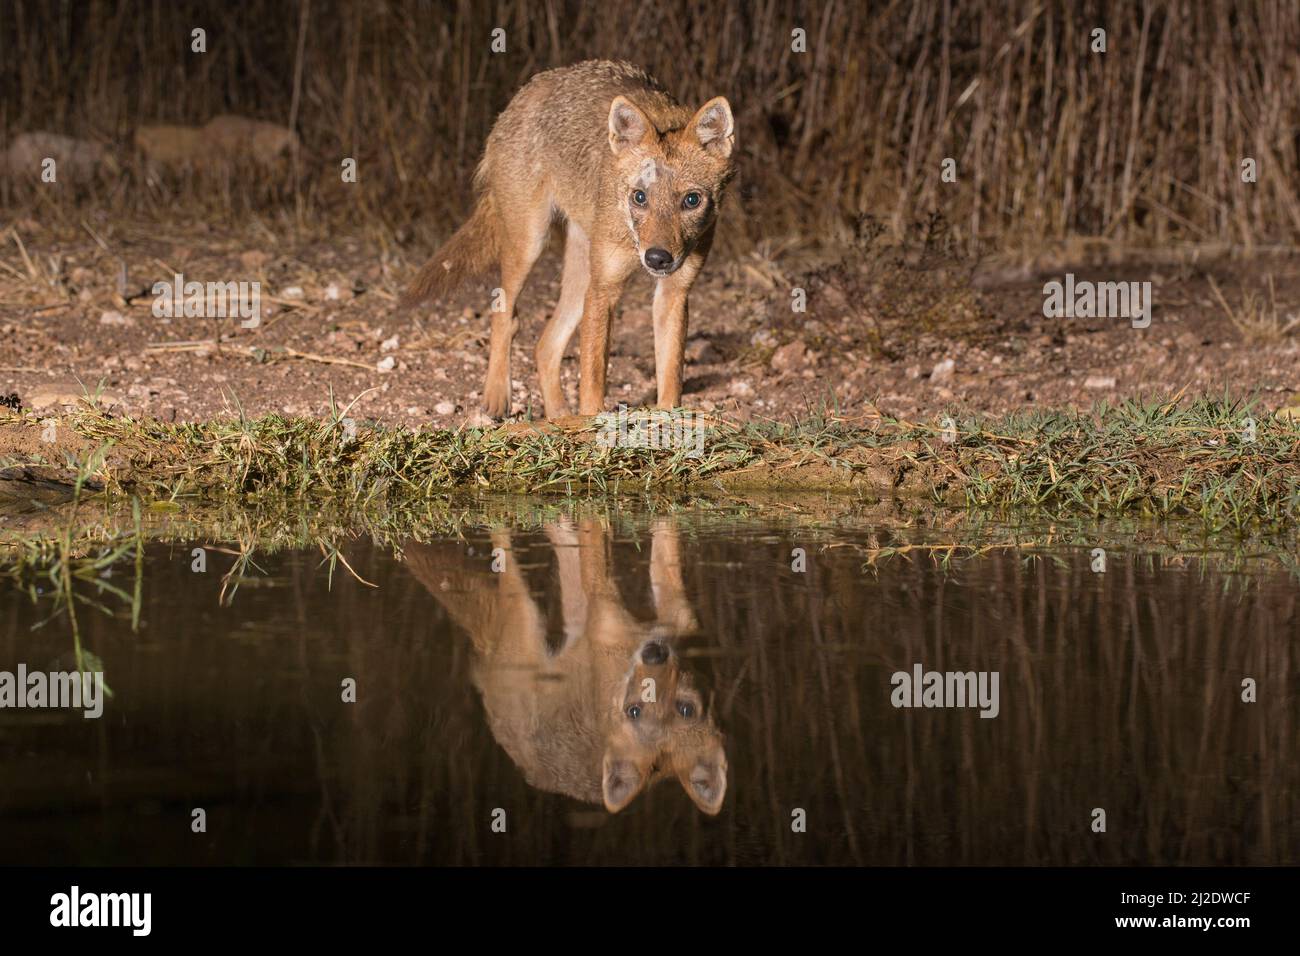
(400, 193, 499, 308)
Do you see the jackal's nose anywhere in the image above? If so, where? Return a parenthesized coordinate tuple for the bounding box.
(644, 248, 673, 271)
(641, 642, 669, 665)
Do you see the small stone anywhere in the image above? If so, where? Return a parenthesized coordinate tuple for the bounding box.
(380, 334, 400, 352)
(1084, 375, 1116, 389)
(376, 356, 396, 373)
(434, 401, 455, 416)
(99, 310, 131, 326)
(685, 337, 718, 364)
(930, 358, 956, 383)
(729, 379, 755, 399)
(770, 341, 807, 372)
(281, 286, 304, 299)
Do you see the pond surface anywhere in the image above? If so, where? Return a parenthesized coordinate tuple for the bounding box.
(0, 499, 1296, 865)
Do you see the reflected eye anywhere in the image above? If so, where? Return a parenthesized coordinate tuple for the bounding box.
(682, 192, 702, 209)
(676, 701, 696, 719)
(626, 704, 642, 720)
(632, 190, 648, 206)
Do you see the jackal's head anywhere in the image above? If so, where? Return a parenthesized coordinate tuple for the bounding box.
(607, 95, 736, 278)
(602, 637, 728, 814)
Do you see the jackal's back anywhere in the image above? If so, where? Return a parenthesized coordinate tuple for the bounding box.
(479, 60, 692, 218)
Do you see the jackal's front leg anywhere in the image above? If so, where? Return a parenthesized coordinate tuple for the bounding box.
(653, 230, 711, 409)
(652, 279, 691, 409)
(579, 291, 613, 417)
(649, 519, 699, 635)
(543, 518, 587, 651)
(578, 246, 634, 416)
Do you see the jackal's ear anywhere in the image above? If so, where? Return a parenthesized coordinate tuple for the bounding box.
(690, 97, 734, 160)
(674, 742, 727, 815)
(602, 752, 649, 813)
(608, 96, 652, 155)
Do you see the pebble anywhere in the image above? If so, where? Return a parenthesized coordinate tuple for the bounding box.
(930, 358, 956, 383)
(771, 341, 806, 371)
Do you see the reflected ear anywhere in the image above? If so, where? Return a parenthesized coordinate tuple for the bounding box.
(690, 96, 734, 159)
(674, 743, 727, 815)
(608, 96, 652, 155)
(602, 752, 648, 813)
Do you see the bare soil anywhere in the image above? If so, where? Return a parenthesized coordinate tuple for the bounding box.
(2, 219, 1297, 429)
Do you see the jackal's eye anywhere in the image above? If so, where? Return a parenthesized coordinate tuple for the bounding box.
(626, 704, 642, 720)
(631, 189, 648, 206)
(676, 701, 696, 719)
(682, 192, 702, 209)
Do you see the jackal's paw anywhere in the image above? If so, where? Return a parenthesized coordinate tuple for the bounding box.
(482, 382, 512, 419)
(541, 396, 571, 419)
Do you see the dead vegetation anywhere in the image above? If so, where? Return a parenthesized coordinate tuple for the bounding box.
(1208, 274, 1300, 344)
(2, 1, 1298, 257)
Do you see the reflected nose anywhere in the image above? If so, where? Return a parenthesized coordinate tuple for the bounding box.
(641, 642, 669, 665)
(644, 248, 673, 271)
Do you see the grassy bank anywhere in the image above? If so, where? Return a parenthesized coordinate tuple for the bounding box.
(1, 397, 1297, 528)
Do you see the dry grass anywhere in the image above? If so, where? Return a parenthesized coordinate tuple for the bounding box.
(1208, 274, 1300, 343)
(2, 0, 1298, 256)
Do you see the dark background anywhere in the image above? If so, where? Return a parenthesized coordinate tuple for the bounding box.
(3, 0, 1298, 255)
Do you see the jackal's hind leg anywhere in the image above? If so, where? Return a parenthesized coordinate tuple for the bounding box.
(535, 223, 590, 418)
(483, 194, 550, 418)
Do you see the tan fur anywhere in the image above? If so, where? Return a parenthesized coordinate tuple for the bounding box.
(403, 519, 726, 814)
(133, 116, 298, 169)
(197, 115, 299, 164)
(134, 125, 206, 165)
(401, 60, 736, 418)
(3, 131, 114, 179)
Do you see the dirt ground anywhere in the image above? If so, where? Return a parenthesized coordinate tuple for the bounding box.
(1, 218, 1297, 428)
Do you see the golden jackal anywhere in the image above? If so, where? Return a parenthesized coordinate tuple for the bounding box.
(403, 519, 727, 814)
(402, 60, 736, 419)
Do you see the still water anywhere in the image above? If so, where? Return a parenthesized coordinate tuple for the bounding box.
(1, 499, 1296, 865)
